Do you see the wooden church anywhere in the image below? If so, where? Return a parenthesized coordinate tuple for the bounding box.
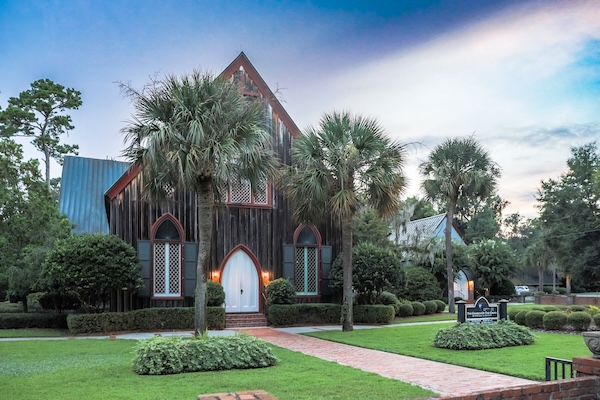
(59, 53, 341, 315)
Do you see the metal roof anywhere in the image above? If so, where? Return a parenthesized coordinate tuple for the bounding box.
(391, 213, 447, 244)
(59, 156, 131, 234)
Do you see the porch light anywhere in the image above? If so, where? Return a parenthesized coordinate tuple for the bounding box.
(212, 271, 220, 282)
(468, 280, 474, 290)
(262, 271, 270, 286)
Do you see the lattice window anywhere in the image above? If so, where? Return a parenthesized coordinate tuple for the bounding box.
(253, 179, 268, 205)
(153, 242, 181, 297)
(294, 247, 318, 295)
(226, 177, 270, 206)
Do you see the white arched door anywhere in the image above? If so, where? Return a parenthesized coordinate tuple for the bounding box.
(221, 249, 259, 313)
(454, 270, 469, 301)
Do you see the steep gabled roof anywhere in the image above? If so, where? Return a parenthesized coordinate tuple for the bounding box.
(59, 156, 131, 234)
(393, 213, 447, 244)
(221, 52, 300, 137)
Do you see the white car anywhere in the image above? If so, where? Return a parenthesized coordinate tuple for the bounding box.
(515, 285, 530, 295)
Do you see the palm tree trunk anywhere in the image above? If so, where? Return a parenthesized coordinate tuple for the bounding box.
(341, 215, 354, 331)
(538, 267, 544, 293)
(194, 178, 213, 336)
(446, 201, 456, 313)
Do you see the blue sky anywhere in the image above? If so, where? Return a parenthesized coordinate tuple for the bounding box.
(1, 0, 600, 218)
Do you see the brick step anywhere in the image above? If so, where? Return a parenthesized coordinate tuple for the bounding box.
(225, 313, 268, 328)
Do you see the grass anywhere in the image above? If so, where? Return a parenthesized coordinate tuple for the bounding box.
(306, 323, 590, 381)
(0, 329, 66, 338)
(0, 339, 434, 400)
(393, 313, 456, 324)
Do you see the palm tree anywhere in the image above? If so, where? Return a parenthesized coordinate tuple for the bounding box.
(283, 111, 407, 331)
(122, 71, 278, 335)
(419, 137, 500, 313)
(525, 240, 555, 293)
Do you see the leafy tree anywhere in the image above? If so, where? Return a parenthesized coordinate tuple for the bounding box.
(353, 208, 392, 247)
(416, 241, 471, 295)
(43, 233, 142, 312)
(403, 196, 437, 221)
(396, 266, 442, 302)
(0, 79, 81, 190)
(283, 111, 407, 331)
(524, 239, 555, 292)
(121, 71, 278, 335)
(469, 240, 517, 295)
(420, 136, 500, 312)
(537, 143, 600, 293)
(330, 242, 405, 304)
(463, 198, 501, 242)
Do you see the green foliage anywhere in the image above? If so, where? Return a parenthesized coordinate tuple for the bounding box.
(469, 240, 518, 292)
(464, 199, 501, 242)
(353, 305, 395, 324)
(397, 302, 414, 317)
(543, 286, 567, 294)
(507, 307, 521, 321)
(66, 307, 225, 333)
(378, 291, 400, 314)
(434, 299, 446, 313)
(133, 334, 278, 375)
(38, 292, 81, 313)
(353, 208, 393, 247)
(330, 243, 405, 304)
(25, 292, 44, 312)
(411, 301, 426, 316)
(0, 79, 81, 188)
(265, 278, 296, 305)
(524, 310, 545, 329)
(423, 300, 438, 315)
(433, 320, 534, 350)
(492, 278, 515, 297)
(570, 305, 587, 312)
(543, 311, 568, 330)
(0, 312, 67, 329)
(268, 304, 300, 326)
(567, 311, 591, 331)
(514, 310, 529, 326)
(593, 313, 600, 328)
(397, 267, 441, 302)
(543, 306, 559, 312)
(206, 281, 225, 306)
(43, 233, 142, 312)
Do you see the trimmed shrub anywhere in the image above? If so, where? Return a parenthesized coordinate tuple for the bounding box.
(67, 307, 225, 333)
(434, 320, 534, 350)
(206, 281, 225, 306)
(265, 279, 296, 305)
(397, 303, 414, 318)
(133, 334, 278, 375)
(525, 310, 545, 329)
(543, 286, 567, 294)
(296, 304, 341, 325)
(267, 304, 300, 326)
(507, 308, 521, 321)
(568, 311, 591, 331)
(378, 291, 399, 315)
(0, 312, 68, 329)
(543, 306, 559, 312)
(434, 300, 446, 313)
(423, 301, 438, 315)
(514, 310, 529, 326)
(593, 313, 600, 328)
(570, 305, 587, 312)
(543, 311, 568, 331)
(411, 301, 426, 316)
(353, 305, 395, 324)
(398, 267, 441, 302)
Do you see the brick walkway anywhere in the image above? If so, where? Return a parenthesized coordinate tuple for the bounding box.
(242, 328, 535, 397)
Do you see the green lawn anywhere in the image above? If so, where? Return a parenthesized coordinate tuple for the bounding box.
(393, 313, 457, 324)
(0, 329, 67, 338)
(306, 324, 590, 381)
(0, 339, 434, 400)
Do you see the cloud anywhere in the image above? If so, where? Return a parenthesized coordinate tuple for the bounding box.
(287, 0, 600, 218)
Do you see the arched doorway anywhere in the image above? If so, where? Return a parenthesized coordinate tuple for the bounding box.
(220, 246, 260, 312)
(454, 270, 469, 301)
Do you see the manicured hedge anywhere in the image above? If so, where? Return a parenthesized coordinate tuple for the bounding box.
(67, 307, 225, 333)
(411, 301, 426, 316)
(524, 310, 545, 329)
(423, 301, 437, 315)
(397, 303, 414, 317)
(434, 300, 446, 313)
(543, 311, 567, 331)
(268, 304, 394, 326)
(0, 312, 68, 329)
(434, 321, 535, 350)
(568, 311, 591, 331)
(133, 334, 277, 375)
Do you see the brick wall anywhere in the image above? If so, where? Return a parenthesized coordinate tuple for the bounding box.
(438, 376, 600, 400)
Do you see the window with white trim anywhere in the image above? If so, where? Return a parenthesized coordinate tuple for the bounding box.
(152, 218, 182, 297)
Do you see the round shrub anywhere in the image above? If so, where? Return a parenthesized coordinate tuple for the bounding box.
(265, 278, 296, 305)
(378, 291, 399, 315)
(398, 267, 441, 302)
(434, 299, 446, 313)
(411, 301, 425, 316)
(593, 313, 600, 328)
(568, 311, 591, 331)
(570, 305, 586, 312)
(398, 302, 413, 317)
(507, 308, 521, 321)
(525, 310, 545, 329)
(206, 281, 225, 306)
(543, 306, 559, 312)
(423, 301, 437, 315)
(543, 311, 567, 330)
(434, 320, 534, 350)
(514, 310, 529, 326)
